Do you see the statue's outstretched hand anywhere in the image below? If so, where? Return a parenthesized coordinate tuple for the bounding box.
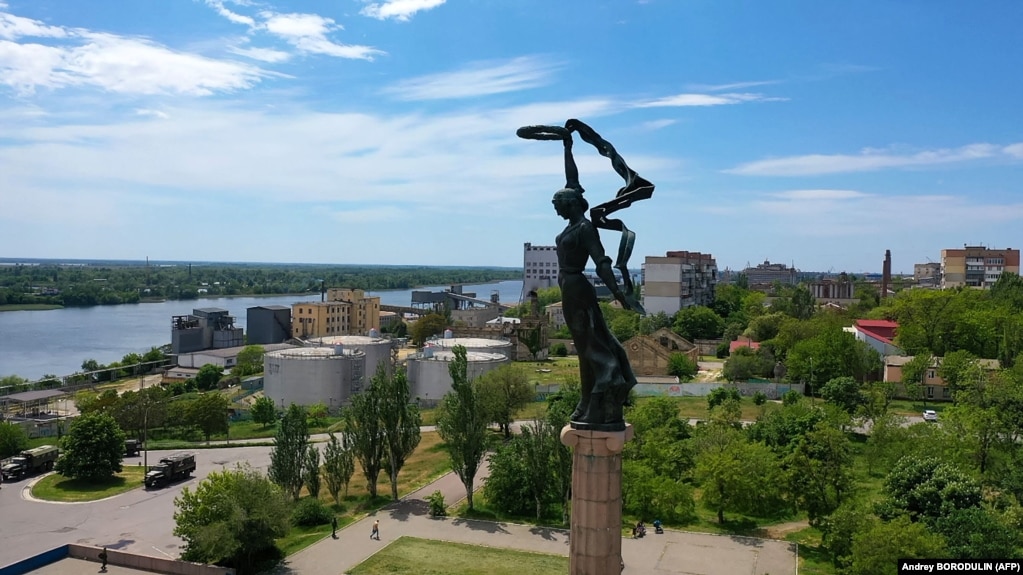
(615, 291, 646, 315)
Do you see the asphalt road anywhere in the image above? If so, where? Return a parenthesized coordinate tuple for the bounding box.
(0, 444, 279, 566)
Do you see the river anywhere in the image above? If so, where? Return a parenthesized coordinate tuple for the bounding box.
(0, 280, 523, 380)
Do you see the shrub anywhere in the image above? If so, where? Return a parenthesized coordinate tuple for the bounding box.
(782, 389, 802, 406)
(752, 391, 767, 406)
(550, 343, 568, 357)
(715, 342, 730, 359)
(291, 497, 333, 527)
(427, 490, 447, 517)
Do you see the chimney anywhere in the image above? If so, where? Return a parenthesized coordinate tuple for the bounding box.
(881, 250, 892, 299)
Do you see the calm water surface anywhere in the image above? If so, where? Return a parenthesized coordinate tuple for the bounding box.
(0, 280, 523, 380)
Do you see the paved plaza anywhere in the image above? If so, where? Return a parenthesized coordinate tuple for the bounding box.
(3, 440, 796, 575)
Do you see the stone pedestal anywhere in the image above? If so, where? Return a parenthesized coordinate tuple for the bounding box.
(561, 424, 634, 575)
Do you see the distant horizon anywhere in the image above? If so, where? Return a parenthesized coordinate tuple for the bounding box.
(0, 255, 919, 277)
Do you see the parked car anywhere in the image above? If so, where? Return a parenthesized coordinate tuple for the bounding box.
(922, 409, 938, 422)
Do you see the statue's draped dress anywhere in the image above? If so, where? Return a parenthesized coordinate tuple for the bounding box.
(556, 217, 636, 415)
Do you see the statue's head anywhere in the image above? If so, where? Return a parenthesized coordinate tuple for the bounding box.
(552, 187, 588, 218)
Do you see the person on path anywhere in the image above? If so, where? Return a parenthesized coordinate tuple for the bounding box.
(370, 519, 380, 540)
(99, 548, 108, 572)
(331, 516, 338, 539)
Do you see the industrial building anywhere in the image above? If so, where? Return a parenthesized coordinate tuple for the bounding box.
(410, 285, 505, 328)
(522, 242, 560, 300)
(743, 260, 799, 288)
(306, 334, 395, 377)
(426, 335, 514, 359)
(170, 308, 243, 355)
(263, 346, 366, 409)
(176, 343, 296, 370)
(406, 348, 508, 406)
(914, 262, 941, 287)
(291, 288, 381, 339)
(247, 305, 292, 344)
(641, 251, 718, 316)
(940, 246, 1020, 289)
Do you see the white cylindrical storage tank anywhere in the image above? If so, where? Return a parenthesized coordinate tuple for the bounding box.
(264, 347, 366, 408)
(406, 350, 508, 407)
(430, 337, 514, 359)
(309, 335, 393, 378)
(443, 329, 454, 339)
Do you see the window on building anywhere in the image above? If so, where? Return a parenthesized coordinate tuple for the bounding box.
(927, 370, 936, 379)
(942, 387, 951, 399)
(926, 386, 934, 398)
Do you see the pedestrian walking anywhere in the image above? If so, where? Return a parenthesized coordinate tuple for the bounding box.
(370, 519, 380, 540)
(98, 547, 108, 572)
(331, 516, 338, 539)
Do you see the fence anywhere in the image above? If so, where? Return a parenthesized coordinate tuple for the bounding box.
(633, 382, 806, 400)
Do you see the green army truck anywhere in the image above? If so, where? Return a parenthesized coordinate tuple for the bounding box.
(1, 445, 59, 481)
(144, 453, 195, 489)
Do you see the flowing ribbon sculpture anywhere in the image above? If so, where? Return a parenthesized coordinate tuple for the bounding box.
(517, 120, 654, 314)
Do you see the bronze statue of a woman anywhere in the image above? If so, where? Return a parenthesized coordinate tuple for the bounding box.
(518, 120, 654, 431)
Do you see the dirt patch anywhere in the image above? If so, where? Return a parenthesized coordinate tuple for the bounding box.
(758, 519, 809, 539)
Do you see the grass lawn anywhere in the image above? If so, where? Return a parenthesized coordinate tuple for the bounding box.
(278, 431, 453, 556)
(0, 303, 64, 312)
(31, 466, 145, 502)
(786, 526, 835, 575)
(348, 536, 568, 575)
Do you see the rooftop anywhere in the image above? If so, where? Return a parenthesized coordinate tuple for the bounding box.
(309, 335, 389, 345)
(266, 347, 364, 359)
(178, 343, 296, 359)
(430, 337, 511, 348)
(415, 350, 507, 362)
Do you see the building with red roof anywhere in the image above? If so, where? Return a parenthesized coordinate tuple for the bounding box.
(853, 319, 903, 356)
(729, 337, 760, 353)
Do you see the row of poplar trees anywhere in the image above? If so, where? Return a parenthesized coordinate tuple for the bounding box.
(267, 364, 422, 503)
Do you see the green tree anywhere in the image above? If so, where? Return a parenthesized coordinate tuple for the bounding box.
(55, 412, 125, 481)
(638, 311, 673, 335)
(819, 376, 863, 414)
(722, 347, 771, 382)
(193, 364, 224, 392)
(343, 387, 385, 499)
(673, 306, 725, 341)
(482, 437, 533, 516)
(935, 507, 1021, 559)
(377, 368, 422, 501)
(519, 420, 560, 520)
(187, 392, 229, 443)
(786, 425, 854, 526)
(173, 464, 289, 574)
(269, 404, 309, 501)
(251, 396, 278, 429)
(879, 456, 981, 524)
(742, 312, 788, 342)
(437, 345, 489, 511)
(322, 432, 355, 505)
(410, 313, 448, 346)
(0, 421, 29, 459)
(476, 365, 533, 439)
(707, 386, 740, 410)
(938, 349, 981, 398)
(819, 501, 873, 568)
(232, 345, 265, 377)
(622, 461, 696, 524)
(666, 353, 698, 381)
(303, 444, 321, 499)
(306, 402, 329, 426)
(847, 516, 946, 575)
(694, 428, 785, 523)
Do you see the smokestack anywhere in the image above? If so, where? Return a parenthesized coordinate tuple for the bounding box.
(882, 250, 892, 299)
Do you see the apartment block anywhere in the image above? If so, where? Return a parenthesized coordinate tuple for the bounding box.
(743, 260, 798, 288)
(522, 242, 560, 298)
(641, 251, 717, 316)
(914, 262, 941, 287)
(292, 288, 381, 338)
(940, 246, 1020, 289)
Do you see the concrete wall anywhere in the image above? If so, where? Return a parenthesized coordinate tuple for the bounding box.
(68, 545, 232, 575)
(0, 544, 69, 575)
(633, 382, 805, 400)
(693, 339, 724, 356)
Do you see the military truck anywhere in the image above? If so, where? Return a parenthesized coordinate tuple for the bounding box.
(144, 453, 195, 489)
(125, 439, 142, 457)
(1, 445, 59, 481)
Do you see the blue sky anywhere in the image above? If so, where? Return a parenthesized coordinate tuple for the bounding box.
(1, 0, 1021, 274)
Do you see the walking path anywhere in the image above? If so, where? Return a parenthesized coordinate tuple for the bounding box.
(281, 461, 795, 575)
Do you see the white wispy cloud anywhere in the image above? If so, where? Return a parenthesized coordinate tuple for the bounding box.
(204, 0, 255, 27)
(230, 45, 291, 63)
(770, 189, 868, 201)
(261, 12, 383, 60)
(135, 108, 170, 119)
(633, 92, 785, 108)
(687, 80, 780, 92)
(727, 143, 1023, 176)
(384, 56, 561, 100)
(0, 6, 272, 95)
(361, 0, 446, 21)
(641, 119, 676, 131)
(0, 11, 67, 39)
